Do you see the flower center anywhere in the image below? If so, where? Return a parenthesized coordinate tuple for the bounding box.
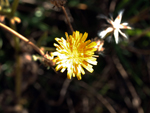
(68, 46, 84, 63)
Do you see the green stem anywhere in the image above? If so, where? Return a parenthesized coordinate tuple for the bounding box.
(42, 47, 56, 51)
(10, 0, 19, 16)
(10, 0, 20, 103)
(10, 22, 20, 51)
(10, 21, 21, 103)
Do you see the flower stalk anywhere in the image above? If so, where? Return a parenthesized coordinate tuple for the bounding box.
(0, 22, 45, 56)
(61, 6, 74, 33)
(10, 0, 19, 16)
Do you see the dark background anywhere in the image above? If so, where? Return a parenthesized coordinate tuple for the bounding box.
(0, 0, 150, 113)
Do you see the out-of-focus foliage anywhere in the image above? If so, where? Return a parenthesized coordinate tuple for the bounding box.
(0, 0, 150, 113)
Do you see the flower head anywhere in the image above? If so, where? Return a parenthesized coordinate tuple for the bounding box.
(32, 52, 55, 67)
(93, 38, 105, 53)
(98, 10, 132, 44)
(52, 31, 97, 80)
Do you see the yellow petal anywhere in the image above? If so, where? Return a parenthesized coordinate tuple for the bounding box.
(53, 31, 98, 80)
(81, 32, 88, 42)
(55, 64, 63, 71)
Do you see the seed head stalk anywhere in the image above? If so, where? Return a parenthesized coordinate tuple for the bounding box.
(61, 6, 74, 33)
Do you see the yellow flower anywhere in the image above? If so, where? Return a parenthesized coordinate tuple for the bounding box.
(52, 31, 97, 80)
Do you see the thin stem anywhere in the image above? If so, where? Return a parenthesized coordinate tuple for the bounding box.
(78, 81, 117, 113)
(10, 0, 19, 16)
(61, 6, 74, 33)
(42, 47, 56, 51)
(0, 22, 45, 56)
(10, 21, 21, 103)
(9, 0, 20, 104)
(112, 55, 143, 113)
(129, 27, 150, 43)
(15, 55, 21, 103)
(10, 22, 19, 51)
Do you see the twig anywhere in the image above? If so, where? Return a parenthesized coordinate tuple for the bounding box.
(82, 97, 89, 113)
(67, 95, 76, 113)
(61, 6, 74, 33)
(129, 27, 150, 43)
(121, 45, 150, 55)
(109, 0, 117, 12)
(0, 22, 45, 56)
(112, 55, 144, 113)
(78, 81, 117, 113)
(49, 78, 72, 106)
